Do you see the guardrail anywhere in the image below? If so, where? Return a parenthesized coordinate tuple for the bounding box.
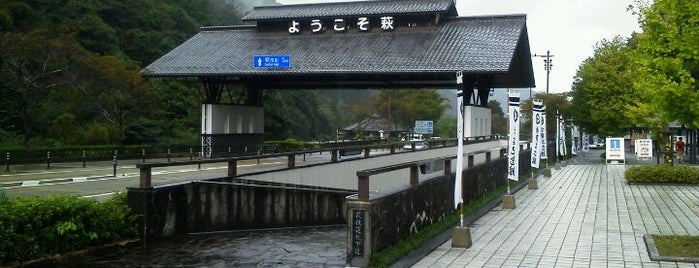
(134, 135, 499, 188)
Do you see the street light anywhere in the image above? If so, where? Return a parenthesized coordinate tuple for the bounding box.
(533, 50, 554, 94)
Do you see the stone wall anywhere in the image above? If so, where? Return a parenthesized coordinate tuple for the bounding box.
(127, 179, 353, 240)
(346, 149, 531, 266)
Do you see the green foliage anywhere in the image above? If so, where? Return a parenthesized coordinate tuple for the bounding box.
(520, 93, 572, 140)
(0, 192, 137, 263)
(488, 100, 507, 135)
(264, 138, 316, 152)
(0, 0, 244, 148)
(374, 89, 448, 133)
(570, 37, 638, 136)
(631, 0, 699, 129)
(434, 114, 456, 138)
(625, 165, 699, 184)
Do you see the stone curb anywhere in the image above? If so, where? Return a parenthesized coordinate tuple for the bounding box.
(644, 234, 699, 263)
(0, 175, 115, 189)
(0, 239, 140, 268)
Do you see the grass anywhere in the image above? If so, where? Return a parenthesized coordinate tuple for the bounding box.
(652, 235, 699, 258)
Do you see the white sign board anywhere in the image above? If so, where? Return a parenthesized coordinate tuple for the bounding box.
(635, 139, 653, 159)
(605, 137, 625, 164)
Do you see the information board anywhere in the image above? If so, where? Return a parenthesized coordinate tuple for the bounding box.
(605, 137, 625, 164)
(414, 120, 433, 134)
(635, 139, 653, 159)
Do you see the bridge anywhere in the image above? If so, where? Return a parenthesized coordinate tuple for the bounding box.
(121, 136, 539, 266)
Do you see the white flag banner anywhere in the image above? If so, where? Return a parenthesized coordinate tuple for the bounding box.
(530, 100, 544, 168)
(454, 77, 464, 208)
(582, 132, 590, 152)
(556, 112, 561, 158)
(507, 92, 521, 181)
(571, 125, 578, 156)
(540, 105, 548, 160)
(560, 116, 567, 156)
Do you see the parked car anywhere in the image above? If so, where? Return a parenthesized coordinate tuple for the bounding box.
(589, 142, 605, 149)
(402, 141, 429, 151)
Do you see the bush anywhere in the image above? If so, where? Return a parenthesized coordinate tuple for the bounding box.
(0, 193, 137, 263)
(625, 165, 699, 184)
(265, 138, 316, 151)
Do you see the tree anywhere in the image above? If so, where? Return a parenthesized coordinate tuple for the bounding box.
(488, 100, 507, 136)
(71, 54, 150, 144)
(630, 0, 699, 128)
(374, 89, 448, 134)
(0, 31, 76, 146)
(570, 37, 638, 137)
(520, 93, 572, 143)
(626, 0, 699, 161)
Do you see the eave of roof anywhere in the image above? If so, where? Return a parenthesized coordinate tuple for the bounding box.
(242, 0, 457, 21)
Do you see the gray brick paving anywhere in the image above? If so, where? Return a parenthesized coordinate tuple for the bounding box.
(413, 160, 699, 268)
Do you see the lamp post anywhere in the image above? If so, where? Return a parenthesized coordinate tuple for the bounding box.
(533, 50, 554, 94)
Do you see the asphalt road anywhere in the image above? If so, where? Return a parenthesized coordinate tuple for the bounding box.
(0, 150, 377, 199)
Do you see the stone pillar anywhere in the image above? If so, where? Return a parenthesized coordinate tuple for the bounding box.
(346, 201, 372, 267)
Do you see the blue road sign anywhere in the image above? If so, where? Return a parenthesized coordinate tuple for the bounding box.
(414, 120, 434, 134)
(253, 55, 290, 68)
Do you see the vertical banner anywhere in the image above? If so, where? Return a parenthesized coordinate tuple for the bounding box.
(507, 91, 521, 181)
(530, 101, 544, 168)
(556, 111, 561, 158)
(571, 125, 578, 156)
(540, 105, 548, 160)
(561, 116, 567, 157)
(454, 72, 464, 208)
(582, 132, 590, 152)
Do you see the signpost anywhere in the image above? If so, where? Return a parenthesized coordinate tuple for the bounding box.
(253, 55, 291, 68)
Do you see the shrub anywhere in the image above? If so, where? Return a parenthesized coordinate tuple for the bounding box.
(0, 193, 137, 263)
(625, 165, 699, 184)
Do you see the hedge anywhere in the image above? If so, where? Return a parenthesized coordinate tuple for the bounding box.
(0, 192, 137, 264)
(625, 165, 699, 184)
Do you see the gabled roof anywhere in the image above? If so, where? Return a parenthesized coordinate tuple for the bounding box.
(142, 1, 535, 89)
(242, 0, 457, 21)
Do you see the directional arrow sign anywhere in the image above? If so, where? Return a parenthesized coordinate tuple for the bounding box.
(253, 55, 291, 69)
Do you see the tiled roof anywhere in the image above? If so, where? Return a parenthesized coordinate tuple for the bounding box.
(143, 14, 534, 88)
(242, 0, 457, 21)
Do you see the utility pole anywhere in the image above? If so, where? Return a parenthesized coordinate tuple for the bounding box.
(533, 50, 554, 94)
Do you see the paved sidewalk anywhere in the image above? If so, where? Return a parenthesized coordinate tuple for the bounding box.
(413, 156, 699, 267)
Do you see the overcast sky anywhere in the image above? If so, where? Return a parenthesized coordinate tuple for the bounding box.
(276, 0, 641, 94)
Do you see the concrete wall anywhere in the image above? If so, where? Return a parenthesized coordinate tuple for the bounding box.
(127, 179, 352, 240)
(346, 149, 531, 267)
